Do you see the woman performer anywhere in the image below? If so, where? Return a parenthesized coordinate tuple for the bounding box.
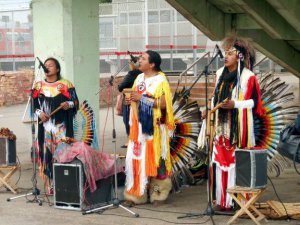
(32, 57, 79, 193)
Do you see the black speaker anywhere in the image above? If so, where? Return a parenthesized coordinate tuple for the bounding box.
(0, 137, 16, 166)
(53, 160, 112, 211)
(235, 149, 267, 188)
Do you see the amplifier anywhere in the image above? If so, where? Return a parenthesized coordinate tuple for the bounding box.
(53, 160, 112, 211)
(0, 137, 16, 166)
(235, 149, 267, 188)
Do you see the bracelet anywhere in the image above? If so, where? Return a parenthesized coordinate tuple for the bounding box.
(35, 109, 43, 117)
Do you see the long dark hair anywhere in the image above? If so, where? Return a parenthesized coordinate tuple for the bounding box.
(146, 50, 162, 72)
(44, 57, 62, 80)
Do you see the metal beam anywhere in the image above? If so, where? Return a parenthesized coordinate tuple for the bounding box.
(235, 14, 261, 30)
(267, 0, 300, 34)
(234, 0, 299, 40)
(208, 0, 244, 13)
(166, 0, 228, 40)
(237, 29, 300, 78)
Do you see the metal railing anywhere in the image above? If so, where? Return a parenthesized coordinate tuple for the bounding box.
(179, 52, 211, 86)
(253, 56, 267, 68)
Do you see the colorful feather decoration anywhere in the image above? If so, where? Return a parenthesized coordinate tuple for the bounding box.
(73, 100, 99, 149)
(255, 73, 300, 176)
(170, 89, 202, 190)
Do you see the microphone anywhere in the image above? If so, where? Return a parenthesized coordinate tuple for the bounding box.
(216, 44, 224, 59)
(127, 51, 139, 67)
(36, 57, 49, 73)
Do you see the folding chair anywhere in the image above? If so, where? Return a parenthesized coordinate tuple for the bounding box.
(227, 186, 267, 225)
(0, 165, 19, 194)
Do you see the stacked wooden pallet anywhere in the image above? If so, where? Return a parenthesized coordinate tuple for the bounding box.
(255, 201, 300, 220)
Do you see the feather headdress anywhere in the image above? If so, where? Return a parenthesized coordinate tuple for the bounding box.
(221, 34, 256, 70)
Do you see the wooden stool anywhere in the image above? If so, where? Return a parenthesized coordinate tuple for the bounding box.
(227, 186, 267, 225)
(0, 165, 19, 194)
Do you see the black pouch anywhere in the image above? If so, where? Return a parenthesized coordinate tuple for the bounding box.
(277, 123, 300, 163)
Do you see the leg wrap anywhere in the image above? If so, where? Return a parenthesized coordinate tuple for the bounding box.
(149, 177, 172, 203)
(123, 190, 148, 205)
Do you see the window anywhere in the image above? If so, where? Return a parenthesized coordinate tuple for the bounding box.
(177, 12, 186, 22)
(148, 11, 159, 23)
(129, 12, 142, 24)
(20, 32, 31, 41)
(100, 18, 116, 49)
(120, 13, 127, 25)
(160, 10, 170, 23)
(5, 32, 18, 41)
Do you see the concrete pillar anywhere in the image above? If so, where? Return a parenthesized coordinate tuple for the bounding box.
(32, 0, 99, 125)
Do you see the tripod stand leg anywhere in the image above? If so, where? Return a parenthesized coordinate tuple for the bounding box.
(7, 191, 43, 206)
(177, 213, 201, 219)
(119, 204, 139, 217)
(27, 193, 43, 206)
(82, 203, 114, 215)
(82, 201, 139, 217)
(7, 192, 33, 201)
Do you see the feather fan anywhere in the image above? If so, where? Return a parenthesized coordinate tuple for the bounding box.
(170, 88, 202, 190)
(256, 73, 300, 176)
(73, 100, 99, 149)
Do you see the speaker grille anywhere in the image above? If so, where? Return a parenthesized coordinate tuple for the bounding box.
(53, 160, 112, 211)
(0, 138, 6, 165)
(54, 163, 82, 207)
(235, 149, 267, 188)
(0, 138, 16, 166)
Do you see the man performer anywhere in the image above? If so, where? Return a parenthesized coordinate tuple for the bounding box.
(123, 50, 175, 206)
(32, 57, 79, 193)
(210, 35, 264, 210)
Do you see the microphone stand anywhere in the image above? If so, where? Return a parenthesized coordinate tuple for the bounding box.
(95, 63, 128, 95)
(177, 49, 226, 225)
(180, 50, 218, 100)
(83, 63, 139, 217)
(7, 61, 44, 205)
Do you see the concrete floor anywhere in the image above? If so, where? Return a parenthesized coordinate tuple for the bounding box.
(0, 103, 300, 225)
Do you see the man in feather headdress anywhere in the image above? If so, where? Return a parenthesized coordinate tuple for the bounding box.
(210, 35, 264, 210)
(123, 50, 175, 206)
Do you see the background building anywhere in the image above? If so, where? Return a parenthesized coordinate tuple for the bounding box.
(0, 0, 286, 76)
(0, 0, 297, 105)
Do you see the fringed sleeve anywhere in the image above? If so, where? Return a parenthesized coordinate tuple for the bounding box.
(157, 72, 175, 131)
(244, 76, 265, 117)
(152, 74, 175, 176)
(239, 75, 264, 148)
(162, 82, 175, 131)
